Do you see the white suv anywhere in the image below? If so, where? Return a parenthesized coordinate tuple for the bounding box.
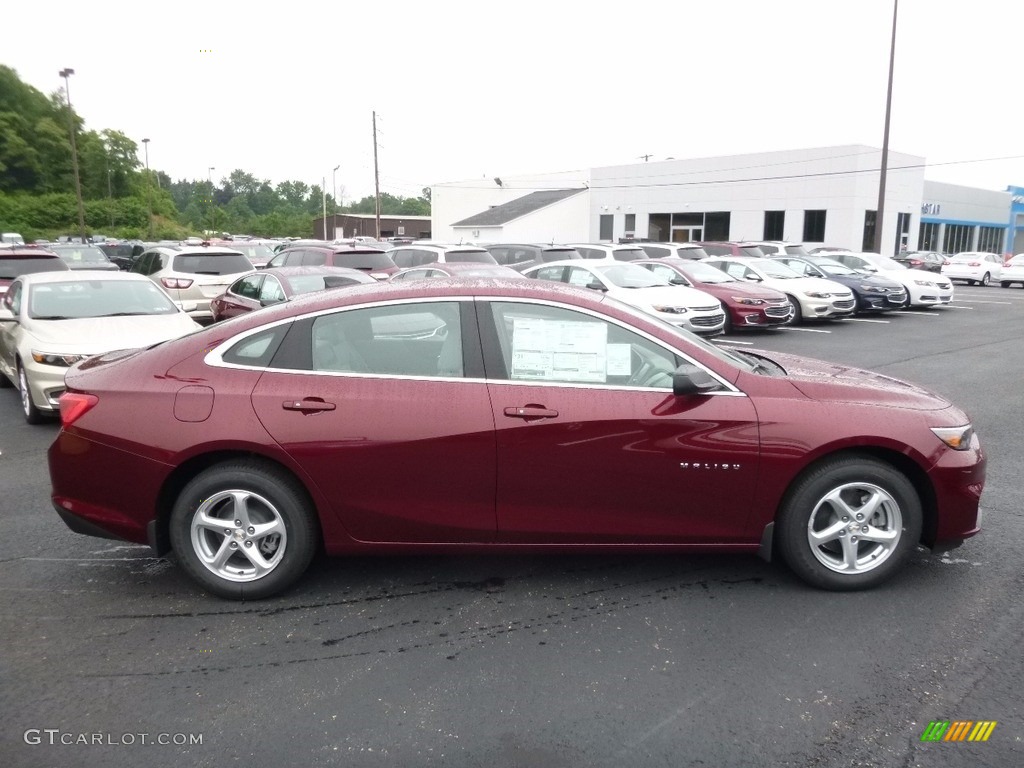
(567, 243, 649, 262)
(387, 243, 497, 269)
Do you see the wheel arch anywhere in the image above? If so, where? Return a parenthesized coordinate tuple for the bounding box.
(765, 446, 938, 559)
(149, 450, 322, 557)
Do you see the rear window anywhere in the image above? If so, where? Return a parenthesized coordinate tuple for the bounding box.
(700, 244, 733, 256)
(677, 247, 709, 259)
(172, 252, 253, 274)
(612, 248, 645, 261)
(740, 246, 766, 258)
(445, 251, 497, 264)
(542, 249, 581, 261)
(333, 251, 397, 270)
(0, 256, 69, 279)
(784, 245, 810, 256)
(53, 246, 111, 263)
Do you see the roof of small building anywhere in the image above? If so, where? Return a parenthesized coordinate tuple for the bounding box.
(453, 188, 586, 227)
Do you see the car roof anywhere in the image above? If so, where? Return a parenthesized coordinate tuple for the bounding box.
(18, 270, 158, 285)
(0, 246, 62, 258)
(280, 244, 386, 254)
(148, 246, 245, 256)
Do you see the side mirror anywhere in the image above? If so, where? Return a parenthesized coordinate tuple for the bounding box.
(0, 307, 16, 322)
(672, 363, 722, 396)
(669, 277, 690, 286)
(744, 275, 762, 282)
(586, 281, 607, 292)
(260, 297, 284, 307)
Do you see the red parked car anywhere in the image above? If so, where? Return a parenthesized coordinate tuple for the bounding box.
(210, 266, 376, 322)
(634, 257, 793, 331)
(264, 244, 399, 280)
(48, 279, 984, 599)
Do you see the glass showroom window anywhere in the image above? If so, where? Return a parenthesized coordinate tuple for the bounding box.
(943, 225, 973, 254)
(764, 211, 785, 241)
(977, 226, 1003, 253)
(803, 210, 827, 242)
(919, 222, 940, 251)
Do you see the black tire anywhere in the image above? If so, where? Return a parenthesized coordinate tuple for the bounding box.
(169, 460, 320, 599)
(980, 272, 990, 286)
(1001, 281, 1010, 288)
(18, 363, 46, 425)
(775, 455, 922, 590)
(786, 295, 803, 324)
(0, 368, 12, 388)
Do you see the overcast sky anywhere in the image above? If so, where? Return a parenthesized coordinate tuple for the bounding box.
(5, 0, 1022, 202)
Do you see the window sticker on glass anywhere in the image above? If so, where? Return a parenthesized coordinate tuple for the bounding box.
(568, 269, 593, 288)
(511, 318, 607, 382)
(606, 343, 632, 376)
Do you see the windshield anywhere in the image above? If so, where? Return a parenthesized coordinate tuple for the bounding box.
(595, 263, 669, 288)
(335, 251, 397, 270)
(679, 261, 736, 283)
(811, 259, 857, 276)
(287, 274, 372, 294)
(0, 257, 69, 279)
(445, 250, 498, 264)
(753, 259, 802, 279)
(172, 252, 254, 274)
(867, 255, 906, 270)
(230, 244, 275, 263)
(52, 246, 111, 263)
(28, 279, 178, 319)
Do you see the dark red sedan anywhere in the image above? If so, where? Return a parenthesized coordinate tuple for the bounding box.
(48, 279, 984, 599)
(634, 257, 793, 331)
(210, 266, 376, 322)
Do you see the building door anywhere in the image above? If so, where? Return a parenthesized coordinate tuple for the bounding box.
(672, 227, 702, 243)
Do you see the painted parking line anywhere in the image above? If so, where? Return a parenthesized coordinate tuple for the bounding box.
(894, 311, 940, 316)
(713, 338, 754, 345)
(780, 326, 832, 333)
(943, 305, 974, 309)
(952, 299, 1013, 305)
(843, 318, 890, 323)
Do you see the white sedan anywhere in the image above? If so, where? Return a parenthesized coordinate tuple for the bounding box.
(941, 252, 1003, 286)
(700, 256, 855, 323)
(522, 260, 727, 335)
(1000, 254, 1024, 288)
(825, 251, 953, 307)
(0, 271, 201, 423)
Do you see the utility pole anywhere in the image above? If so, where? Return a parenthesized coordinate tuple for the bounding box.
(322, 176, 327, 239)
(208, 167, 216, 236)
(873, 0, 898, 255)
(373, 111, 381, 240)
(332, 164, 340, 239)
(142, 138, 153, 239)
(59, 68, 88, 244)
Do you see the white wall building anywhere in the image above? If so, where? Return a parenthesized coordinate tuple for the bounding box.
(431, 145, 1014, 256)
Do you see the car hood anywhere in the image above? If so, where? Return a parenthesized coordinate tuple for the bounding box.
(754, 350, 952, 410)
(610, 284, 720, 308)
(761, 276, 851, 294)
(22, 313, 200, 353)
(700, 281, 786, 300)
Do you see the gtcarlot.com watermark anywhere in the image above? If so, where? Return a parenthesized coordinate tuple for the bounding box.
(24, 729, 203, 746)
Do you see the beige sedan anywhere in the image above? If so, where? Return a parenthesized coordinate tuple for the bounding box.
(0, 271, 201, 423)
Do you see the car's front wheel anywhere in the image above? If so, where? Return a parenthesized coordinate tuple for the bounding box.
(169, 461, 320, 599)
(18, 363, 46, 424)
(980, 272, 991, 286)
(786, 295, 803, 324)
(776, 455, 922, 590)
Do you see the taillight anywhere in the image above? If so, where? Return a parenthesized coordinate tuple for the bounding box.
(59, 392, 98, 428)
(161, 277, 194, 289)
(967, 262, 981, 267)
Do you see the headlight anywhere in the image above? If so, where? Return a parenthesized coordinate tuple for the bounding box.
(914, 279, 935, 286)
(931, 425, 974, 451)
(731, 297, 766, 305)
(31, 350, 87, 367)
(804, 291, 831, 299)
(651, 305, 688, 314)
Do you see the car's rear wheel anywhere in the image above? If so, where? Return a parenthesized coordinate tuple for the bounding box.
(169, 461, 319, 599)
(980, 272, 991, 286)
(776, 455, 921, 590)
(18, 363, 46, 424)
(785, 295, 802, 324)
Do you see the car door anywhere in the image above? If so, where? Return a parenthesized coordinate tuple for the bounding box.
(249, 299, 498, 543)
(480, 299, 760, 543)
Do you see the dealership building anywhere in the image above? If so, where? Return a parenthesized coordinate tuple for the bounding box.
(430, 145, 1018, 256)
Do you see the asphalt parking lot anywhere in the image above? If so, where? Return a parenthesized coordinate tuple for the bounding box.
(1, 284, 1022, 768)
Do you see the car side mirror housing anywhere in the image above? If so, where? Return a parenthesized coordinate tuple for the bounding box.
(672, 363, 721, 396)
(0, 307, 15, 322)
(745, 275, 762, 282)
(180, 301, 198, 313)
(261, 297, 284, 307)
(586, 281, 607, 292)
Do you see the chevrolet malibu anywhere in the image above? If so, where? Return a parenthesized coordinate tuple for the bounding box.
(47, 279, 985, 599)
(0, 272, 201, 423)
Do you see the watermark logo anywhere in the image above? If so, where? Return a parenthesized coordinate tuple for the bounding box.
(920, 720, 997, 742)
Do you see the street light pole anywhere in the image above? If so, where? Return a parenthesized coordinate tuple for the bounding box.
(207, 166, 216, 236)
(142, 138, 153, 240)
(59, 68, 88, 244)
(873, 0, 899, 256)
(332, 164, 340, 240)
